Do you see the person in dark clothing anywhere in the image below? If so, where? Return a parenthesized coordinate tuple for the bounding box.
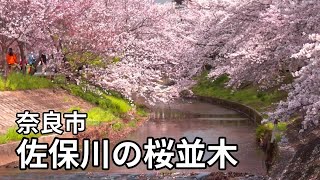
(175, 0, 184, 5)
(40, 54, 47, 65)
(40, 54, 48, 73)
(19, 55, 27, 74)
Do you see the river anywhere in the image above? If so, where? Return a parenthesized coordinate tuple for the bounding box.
(0, 99, 266, 179)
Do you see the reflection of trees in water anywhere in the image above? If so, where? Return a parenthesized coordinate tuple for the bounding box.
(150, 108, 251, 128)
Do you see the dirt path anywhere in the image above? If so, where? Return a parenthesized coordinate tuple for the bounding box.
(0, 89, 94, 134)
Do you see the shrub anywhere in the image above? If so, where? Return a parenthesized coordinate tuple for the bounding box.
(277, 122, 287, 131)
(128, 120, 137, 128)
(112, 122, 124, 131)
(256, 123, 273, 140)
(256, 122, 287, 140)
(53, 75, 67, 85)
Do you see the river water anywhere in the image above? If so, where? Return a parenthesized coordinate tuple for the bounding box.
(0, 99, 266, 179)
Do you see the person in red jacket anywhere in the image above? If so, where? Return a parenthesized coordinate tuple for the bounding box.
(6, 48, 18, 73)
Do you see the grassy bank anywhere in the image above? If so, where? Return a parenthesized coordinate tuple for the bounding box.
(62, 83, 132, 115)
(64, 77, 152, 130)
(67, 100, 148, 143)
(0, 74, 148, 145)
(0, 127, 41, 144)
(0, 73, 54, 144)
(59, 77, 149, 131)
(0, 73, 53, 91)
(192, 73, 287, 112)
(68, 106, 118, 127)
(192, 72, 288, 143)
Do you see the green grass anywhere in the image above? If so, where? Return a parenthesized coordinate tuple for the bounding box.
(112, 122, 124, 131)
(87, 107, 117, 126)
(256, 122, 287, 141)
(53, 74, 67, 85)
(192, 73, 287, 112)
(64, 84, 131, 115)
(67, 106, 117, 126)
(192, 72, 289, 141)
(137, 105, 148, 117)
(0, 127, 41, 144)
(0, 73, 53, 91)
(128, 120, 137, 128)
(102, 94, 131, 114)
(0, 77, 5, 91)
(56, 79, 146, 135)
(67, 106, 82, 112)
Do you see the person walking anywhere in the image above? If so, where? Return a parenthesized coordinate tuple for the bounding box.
(6, 48, 18, 74)
(27, 52, 36, 75)
(40, 54, 47, 73)
(19, 55, 27, 74)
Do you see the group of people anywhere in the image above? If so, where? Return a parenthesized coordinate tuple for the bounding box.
(6, 48, 48, 74)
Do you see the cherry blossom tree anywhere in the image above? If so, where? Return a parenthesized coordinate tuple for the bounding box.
(1, 0, 238, 102)
(84, 0, 215, 103)
(0, 0, 36, 71)
(271, 34, 320, 129)
(203, 0, 320, 89)
(0, 0, 94, 71)
(1, 0, 320, 126)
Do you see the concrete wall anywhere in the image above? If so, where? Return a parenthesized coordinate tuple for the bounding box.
(194, 96, 263, 125)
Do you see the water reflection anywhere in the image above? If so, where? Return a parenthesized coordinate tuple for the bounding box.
(0, 100, 267, 178)
(104, 100, 267, 174)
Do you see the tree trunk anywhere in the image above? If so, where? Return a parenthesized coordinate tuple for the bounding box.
(18, 41, 26, 61)
(1, 46, 8, 77)
(18, 41, 26, 74)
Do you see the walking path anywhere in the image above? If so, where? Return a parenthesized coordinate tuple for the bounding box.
(0, 89, 94, 134)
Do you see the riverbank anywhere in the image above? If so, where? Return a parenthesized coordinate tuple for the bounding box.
(0, 73, 150, 167)
(0, 115, 149, 169)
(191, 74, 286, 167)
(268, 118, 320, 179)
(191, 74, 320, 179)
(0, 98, 266, 178)
(192, 74, 287, 113)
